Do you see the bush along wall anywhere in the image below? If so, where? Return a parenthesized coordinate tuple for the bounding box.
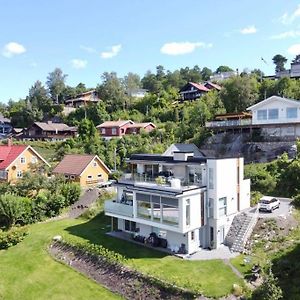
(0, 226, 28, 249)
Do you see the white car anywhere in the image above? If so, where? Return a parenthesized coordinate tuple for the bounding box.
(259, 196, 280, 212)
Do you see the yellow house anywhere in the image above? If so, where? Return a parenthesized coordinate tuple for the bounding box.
(0, 144, 50, 183)
(52, 154, 111, 187)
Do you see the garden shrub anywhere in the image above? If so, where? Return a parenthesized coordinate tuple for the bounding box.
(251, 191, 263, 207)
(0, 226, 28, 249)
(251, 270, 283, 300)
(292, 193, 300, 208)
(59, 238, 127, 265)
(60, 183, 81, 206)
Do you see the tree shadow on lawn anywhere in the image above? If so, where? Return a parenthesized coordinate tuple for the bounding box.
(63, 212, 167, 260)
(272, 243, 300, 299)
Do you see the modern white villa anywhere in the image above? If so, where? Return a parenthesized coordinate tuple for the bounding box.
(105, 145, 250, 255)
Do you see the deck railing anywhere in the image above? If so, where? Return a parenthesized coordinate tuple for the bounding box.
(206, 119, 252, 128)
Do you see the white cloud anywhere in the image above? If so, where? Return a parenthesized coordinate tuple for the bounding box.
(279, 5, 300, 25)
(287, 44, 300, 55)
(100, 44, 122, 59)
(270, 30, 300, 40)
(2, 42, 26, 58)
(240, 25, 257, 34)
(71, 59, 87, 69)
(80, 45, 97, 53)
(160, 42, 212, 55)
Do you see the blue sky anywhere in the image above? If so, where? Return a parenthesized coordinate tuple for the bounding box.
(1, 0, 300, 102)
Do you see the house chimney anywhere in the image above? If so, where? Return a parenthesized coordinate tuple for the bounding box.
(7, 137, 12, 147)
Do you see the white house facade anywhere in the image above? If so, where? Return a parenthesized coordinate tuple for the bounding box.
(105, 146, 250, 255)
(247, 96, 300, 137)
(247, 96, 300, 125)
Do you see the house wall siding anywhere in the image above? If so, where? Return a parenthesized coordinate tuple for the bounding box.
(251, 99, 300, 125)
(79, 158, 109, 187)
(7, 148, 46, 183)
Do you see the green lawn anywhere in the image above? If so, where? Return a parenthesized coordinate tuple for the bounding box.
(0, 214, 244, 299)
(0, 219, 121, 300)
(63, 213, 243, 298)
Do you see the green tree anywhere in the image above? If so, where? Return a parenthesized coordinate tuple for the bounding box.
(272, 54, 288, 73)
(28, 80, 53, 116)
(141, 70, 163, 93)
(46, 68, 68, 103)
(97, 72, 127, 112)
(220, 75, 259, 112)
(201, 67, 213, 81)
(216, 65, 234, 73)
(123, 72, 141, 92)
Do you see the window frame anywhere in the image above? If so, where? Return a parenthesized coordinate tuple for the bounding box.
(287, 107, 298, 119)
(111, 127, 117, 135)
(268, 108, 279, 120)
(257, 109, 267, 120)
(218, 197, 227, 217)
(20, 157, 26, 164)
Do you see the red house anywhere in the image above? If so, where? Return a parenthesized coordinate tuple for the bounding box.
(97, 120, 156, 139)
(179, 81, 222, 101)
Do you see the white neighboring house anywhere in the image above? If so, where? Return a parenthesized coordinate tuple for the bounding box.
(104, 145, 250, 255)
(247, 95, 300, 137)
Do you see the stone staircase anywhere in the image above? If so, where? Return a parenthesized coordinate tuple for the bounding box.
(225, 209, 258, 253)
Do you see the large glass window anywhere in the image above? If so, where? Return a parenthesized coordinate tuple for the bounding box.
(137, 201, 151, 219)
(268, 108, 279, 120)
(257, 109, 267, 120)
(208, 168, 214, 189)
(136, 193, 179, 226)
(186, 199, 190, 226)
(152, 195, 161, 222)
(219, 197, 227, 217)
(162, 204, 179, 225)
(208, 198, 214, 218)
(287, 107, 297, 119)
(125, 220, 136, 232)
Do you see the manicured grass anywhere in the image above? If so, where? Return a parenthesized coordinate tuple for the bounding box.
(63, 214, 244, 298)
(128, 256, 241, 297)
(0, 214, 244, 299)
(0, 219, 121, 300)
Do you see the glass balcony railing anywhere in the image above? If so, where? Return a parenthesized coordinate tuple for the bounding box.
(119, 173, 202, 189)
(104, 200, 134, 217)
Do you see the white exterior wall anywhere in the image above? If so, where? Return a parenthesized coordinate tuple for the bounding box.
(206, 157, 250, 248)
(250, 98, 300, 125)
(240, 179, 251, 211)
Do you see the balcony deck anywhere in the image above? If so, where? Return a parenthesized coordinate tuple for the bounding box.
(117, 173, 205, 194)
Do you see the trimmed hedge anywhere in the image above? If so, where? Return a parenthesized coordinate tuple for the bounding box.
(0, 226, 28, 249)
(58, 237, 127, 265)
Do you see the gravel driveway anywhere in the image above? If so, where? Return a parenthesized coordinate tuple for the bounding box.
(255, 198, 293, 219)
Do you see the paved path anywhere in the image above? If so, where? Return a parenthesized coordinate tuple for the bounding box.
(68, 188, 99, 218)
(223, 259, 244, 279)
(186, 245, 239, 260)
